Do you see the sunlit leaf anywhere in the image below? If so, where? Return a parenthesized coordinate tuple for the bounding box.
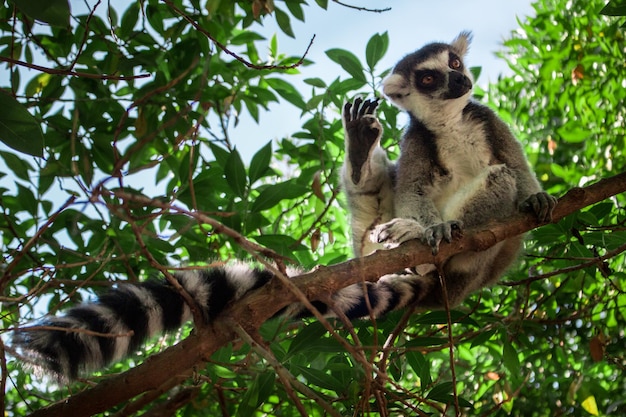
(251, 181, 308, 212)
(326, 48, 367, 83)
(581, 395, 599, 416)
(365, 32, 388, 70)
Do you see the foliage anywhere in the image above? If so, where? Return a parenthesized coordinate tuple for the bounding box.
(0, 0, 624, 416)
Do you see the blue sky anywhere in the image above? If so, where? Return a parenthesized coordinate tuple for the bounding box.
(229, 0, 535, 161)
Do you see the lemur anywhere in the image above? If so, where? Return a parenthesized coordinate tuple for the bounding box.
(11, 31, 556, 382)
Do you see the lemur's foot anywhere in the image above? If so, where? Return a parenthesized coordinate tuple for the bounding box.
(343, 98, 383, 184)
(422, 220, 463, 255)
(521, 192, 557, 223)
(370, 218, 425, 249)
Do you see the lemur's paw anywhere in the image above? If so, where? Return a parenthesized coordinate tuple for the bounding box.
(521, 192, 557, 223)
(370, 218, 425, 248)
(422, 221, 463, 255)
(343, 98, 383, 184)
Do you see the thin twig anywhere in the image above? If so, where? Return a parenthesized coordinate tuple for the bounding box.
(0, 56, 150, 80)
(232, 322, 342, 417)
(502, 242, 626, 286)
(331, 0, 391, 13)
(0, 338, 7, 414)
(436, 265, 461, 417)
(69, 0, 101, 71)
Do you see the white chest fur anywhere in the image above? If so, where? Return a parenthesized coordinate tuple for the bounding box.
(430, 116, 493, 215)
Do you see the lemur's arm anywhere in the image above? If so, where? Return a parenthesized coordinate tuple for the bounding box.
(340, 98, 395, 256)
(468, 103, 557, 222)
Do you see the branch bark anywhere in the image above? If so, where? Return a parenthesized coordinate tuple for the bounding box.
(27, 171, 626, 417)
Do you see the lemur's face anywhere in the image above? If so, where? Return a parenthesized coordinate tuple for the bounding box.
(383, 32, 473, 122)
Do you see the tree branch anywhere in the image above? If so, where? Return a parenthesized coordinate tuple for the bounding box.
(26, 171, 626, 417)
(0, 56, 151, 81)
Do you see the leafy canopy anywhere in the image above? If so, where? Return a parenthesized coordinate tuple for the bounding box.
(0, 0, 625, 416)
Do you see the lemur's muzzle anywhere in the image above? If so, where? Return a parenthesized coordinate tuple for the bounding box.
(445, 71, 472, 99)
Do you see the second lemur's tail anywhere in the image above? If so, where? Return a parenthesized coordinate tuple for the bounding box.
(12, 263, 422, 382)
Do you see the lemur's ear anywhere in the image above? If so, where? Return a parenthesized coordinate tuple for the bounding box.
(450, 31, 472, 57)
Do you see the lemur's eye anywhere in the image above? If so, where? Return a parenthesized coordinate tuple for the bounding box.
(449, 58, 462, 69)
(422, 75, 434, 84)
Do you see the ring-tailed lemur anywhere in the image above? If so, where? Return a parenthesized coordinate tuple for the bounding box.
(342, 31, 556, 308)
(11, 31, 556, 382)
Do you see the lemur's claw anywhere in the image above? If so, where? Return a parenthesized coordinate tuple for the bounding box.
(422, 221, 463, 255)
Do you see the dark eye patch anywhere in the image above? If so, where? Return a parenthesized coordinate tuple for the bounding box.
(414, 69, 444, 93)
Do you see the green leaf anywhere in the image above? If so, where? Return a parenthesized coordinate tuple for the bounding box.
(265, 78, 306, 109)
(285, 1, 305, 21)
(405, 350, 432, 386)
(304, 77, 327, 88)
(16, 183, 38, 215)
(209, 143, 231, 168)
(414, 310, 478, 326)
(581, 395, 599, 416)
(470, 329, 497, 348)
(224, 150, 247, 198)
(556, 122, 590, 143)
(252, 234, 308, 256)
(293, 365, 345, 392)
(287, 322, 328, 356)
(12, 0, 70, 27)
(251, 181, 308, 212)
(119, 3, 139, 38)
(0, 92, 44, 157)
(0, 151, 33, 181)
(237, 372, 275, 417)
(325, 48, 366, 83)
(249, 141, 272, 183)
(600, 2, 626, 16)
(274, 7, 294, 38)
(501, 335, 521, 375)
(231, 31, 266, 45)
(426, 381, 454, 402)
(365, 32, 388, 70)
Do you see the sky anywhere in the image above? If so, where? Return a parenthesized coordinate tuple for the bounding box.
(228, 0, 536, 162)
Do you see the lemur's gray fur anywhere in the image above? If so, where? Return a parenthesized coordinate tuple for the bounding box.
(11, 32, 555, 382)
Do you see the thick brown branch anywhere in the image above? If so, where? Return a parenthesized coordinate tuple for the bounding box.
(26, 171, 626, 417)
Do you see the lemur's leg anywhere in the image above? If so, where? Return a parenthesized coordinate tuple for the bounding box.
(341, 98, 395, 257)
(378, 165, 523, 309)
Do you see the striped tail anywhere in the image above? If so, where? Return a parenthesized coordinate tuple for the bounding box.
(12, 264, 424, 382)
